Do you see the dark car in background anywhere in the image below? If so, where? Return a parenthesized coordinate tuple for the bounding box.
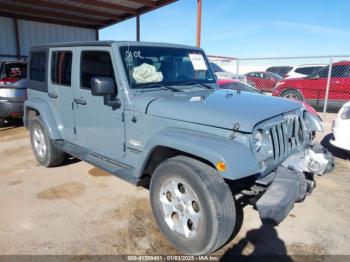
(245, 71, 283, 92)
(0, 61, 27, 127)
(266, 66, 293, 77)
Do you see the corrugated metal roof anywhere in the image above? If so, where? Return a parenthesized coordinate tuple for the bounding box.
(30, 40, 201, 51)
(19, 20, 96, 55)
(0, 0, 177, 29)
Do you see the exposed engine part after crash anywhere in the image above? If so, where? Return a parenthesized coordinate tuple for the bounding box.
(282, 143, 335, 176)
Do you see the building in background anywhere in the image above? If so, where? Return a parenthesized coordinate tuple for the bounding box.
(0, 17, 95, 60)
(0, 0, 176, 61)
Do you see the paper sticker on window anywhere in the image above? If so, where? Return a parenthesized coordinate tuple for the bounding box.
(189, 53, 207, 71)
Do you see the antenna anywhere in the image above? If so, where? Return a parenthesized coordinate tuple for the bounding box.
(127, 41, 137, 123)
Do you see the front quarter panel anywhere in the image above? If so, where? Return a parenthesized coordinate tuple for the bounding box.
(135, 126, 260, 180)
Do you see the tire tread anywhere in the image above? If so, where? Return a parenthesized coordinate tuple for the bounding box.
(151, 155, 236, 254)
(30, 117, 64, 167)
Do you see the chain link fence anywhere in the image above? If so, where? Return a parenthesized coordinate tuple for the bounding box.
(208, 55, 350, 113)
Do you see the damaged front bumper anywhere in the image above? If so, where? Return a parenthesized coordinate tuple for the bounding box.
(253, 143, 334, 225)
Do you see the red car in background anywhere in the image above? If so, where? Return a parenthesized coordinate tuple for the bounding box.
(245, 71, 283, 92)
(216, 79, 262, 93)
(217, 79, 318, 116)
(272, 61, 350, 110)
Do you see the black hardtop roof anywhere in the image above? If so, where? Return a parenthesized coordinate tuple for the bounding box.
(30, 41, 201, 51)
(0, 60, 26, 63)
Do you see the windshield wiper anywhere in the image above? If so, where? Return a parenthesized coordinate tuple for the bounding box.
(137, 83, 182, 92)
(180, 81, 215, 89)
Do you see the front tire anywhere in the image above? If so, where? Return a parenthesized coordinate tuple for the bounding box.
(30, 117, 64, 167)
(281, 89, 303, 101)
(150, 156, 236, 255)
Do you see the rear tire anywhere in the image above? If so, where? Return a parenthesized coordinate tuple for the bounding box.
(0, 118, 4, 128)
(150, 156, 236, 255)
(29, 117, 64, 167)
(281, 89, 303, 101)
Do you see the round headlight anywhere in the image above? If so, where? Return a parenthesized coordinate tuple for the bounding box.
(252, 129, 263, 152)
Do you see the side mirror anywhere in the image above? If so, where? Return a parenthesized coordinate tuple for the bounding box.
(91, 76, 121, 110)
(91, 77, 116, 96)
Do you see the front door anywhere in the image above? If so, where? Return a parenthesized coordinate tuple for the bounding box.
(72, 47, 125, 160)
(48, 48, 76, 142)
(302, 67, 328, 103)
(328, 64, 350, 103)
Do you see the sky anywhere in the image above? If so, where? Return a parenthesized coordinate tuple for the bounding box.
(100, 0, 350, 58)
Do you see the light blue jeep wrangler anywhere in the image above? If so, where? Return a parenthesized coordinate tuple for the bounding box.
(24, 41, 334, 255)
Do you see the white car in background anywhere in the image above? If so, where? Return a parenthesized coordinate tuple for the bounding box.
(330, 101, 350, 152)
(284, 64, 326, 79)
(209, 62, 247, 82)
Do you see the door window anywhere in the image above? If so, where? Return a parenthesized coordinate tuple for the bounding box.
(316, 65, 350, 78)
(80, 51, 115, 89)
(317, 67, 330, 78)
(262, 73, 270, 79)
(295, 66, 323, 75)
(51, 51, 72, 86)
(30, 52, 46, 82)
(248, 72, 258, 77)
(331, 65, 350, 78)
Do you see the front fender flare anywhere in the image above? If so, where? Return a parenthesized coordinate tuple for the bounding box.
(138, 128, 260, 180)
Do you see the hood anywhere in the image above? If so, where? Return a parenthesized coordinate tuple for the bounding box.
(146, 89, 302, 133)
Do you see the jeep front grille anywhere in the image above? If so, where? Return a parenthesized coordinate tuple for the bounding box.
(269, 115, 305, 161)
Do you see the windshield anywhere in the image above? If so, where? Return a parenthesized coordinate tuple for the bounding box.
(267, 72, 283, 80)
(120, 46, 216, 88)
(266, 66, 292, 76)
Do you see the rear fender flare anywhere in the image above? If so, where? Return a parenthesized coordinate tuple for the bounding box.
(24, 99, 62, 140)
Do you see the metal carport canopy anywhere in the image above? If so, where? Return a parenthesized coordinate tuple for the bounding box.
(0, 0, 176, 31)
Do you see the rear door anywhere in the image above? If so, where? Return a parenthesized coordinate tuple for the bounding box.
(72, 47, 125, 160)
(301, 67, 328, 103)
(48, 48, 76, 142)
(246, 72, 263, 90)
(262, 72, 276, 91)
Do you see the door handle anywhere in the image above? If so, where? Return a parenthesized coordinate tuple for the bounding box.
(74, 97, 87, 105)
(48, 91, 58, 98)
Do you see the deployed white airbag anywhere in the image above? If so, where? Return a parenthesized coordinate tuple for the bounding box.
(132, 63, 163, 84)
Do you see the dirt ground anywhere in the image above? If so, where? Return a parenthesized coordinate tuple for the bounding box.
(0, 115, 349, 259)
